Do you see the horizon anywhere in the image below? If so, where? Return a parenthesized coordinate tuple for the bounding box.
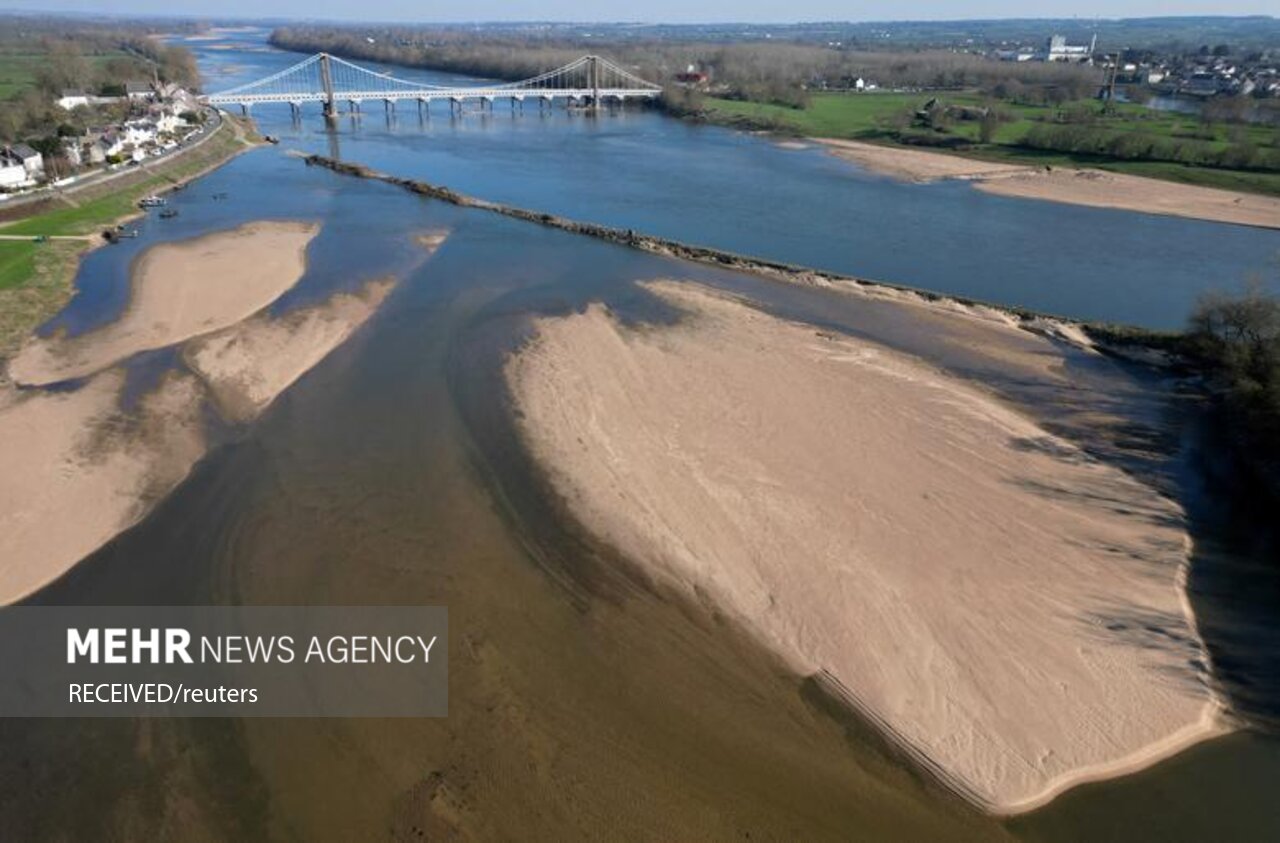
(1, 4, 1277, 26)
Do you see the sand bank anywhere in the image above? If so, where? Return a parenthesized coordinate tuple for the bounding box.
(182, 228, 446, 422)
(7, 220, 320, 386)
(819, 138, 1028, 182)
(185, 277, 396, 422)
(0, 370, 204, 604)
(818, 138, 1280, 229)
(507, 281, 1224, 813)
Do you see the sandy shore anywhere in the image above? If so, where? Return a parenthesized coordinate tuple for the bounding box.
(818, 138, 1280, 229)
(507, 281, 1224, 813)
(0, 370, 204, 604)
(7, 221, 320, 386)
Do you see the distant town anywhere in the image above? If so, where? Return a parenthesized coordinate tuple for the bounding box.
(990, 34, 1280, 100)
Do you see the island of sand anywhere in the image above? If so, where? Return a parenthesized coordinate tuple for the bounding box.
(0, 223, 447, 605)
(818, 138, 1280, 230)
(8, 220, 320, 387)
(506, 281, 1224, 813)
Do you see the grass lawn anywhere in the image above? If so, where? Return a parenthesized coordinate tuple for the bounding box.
(0, 240, 38, 290)
(704, 93, 918, 139)
(704, 91, 1280, 195)
(0, 239, 84, 361)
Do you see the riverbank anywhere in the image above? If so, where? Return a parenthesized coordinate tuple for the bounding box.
(0, 113, 262, 371)
(818, 138, 1280, 229)
(507, 280, 1226, 814)
(0, 220, 441, 605)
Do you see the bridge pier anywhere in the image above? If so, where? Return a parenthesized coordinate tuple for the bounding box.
(384, 99, 395, 115)
(240, 103, 250, 116)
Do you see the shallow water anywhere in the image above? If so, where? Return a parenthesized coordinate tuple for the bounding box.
(2, 27, 1279, 841)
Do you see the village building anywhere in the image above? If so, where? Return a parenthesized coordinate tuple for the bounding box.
(0, 148, 29, 189)
(1041, 34, 1095, 63)
(56, 89, 91, 110)
(10, 143, 45, 181)
(125, 81, 154, 103)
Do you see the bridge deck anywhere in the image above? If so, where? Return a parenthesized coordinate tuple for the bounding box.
(201, 53, 664, 109)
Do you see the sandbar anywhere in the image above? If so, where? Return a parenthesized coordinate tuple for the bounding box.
(185, 277, 396, 422)
(507, 281, 1224, 813)
(817, 137, 1280, 229)
(8, 220, 320, 386)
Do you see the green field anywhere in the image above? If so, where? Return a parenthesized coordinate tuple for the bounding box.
(0, 45, 134, 100)
(0, 240, 37, 290)
(704, 92, 1280, 195)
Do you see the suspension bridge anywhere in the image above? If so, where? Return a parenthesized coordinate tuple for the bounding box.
(202, 53, 663, 117)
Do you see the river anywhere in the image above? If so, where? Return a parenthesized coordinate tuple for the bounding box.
(3, 26, 1279, 842)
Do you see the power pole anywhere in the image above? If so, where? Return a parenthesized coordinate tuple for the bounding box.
(319, 53, 337, 121)
(1103, 55, 1119, 113)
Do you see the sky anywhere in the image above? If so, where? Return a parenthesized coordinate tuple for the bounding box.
(2, 1, 1275, 24)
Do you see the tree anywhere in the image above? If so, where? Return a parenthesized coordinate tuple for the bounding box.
(978, 109, 999, 143)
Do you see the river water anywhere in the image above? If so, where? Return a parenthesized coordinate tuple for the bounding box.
(4, 27, 1280, 841)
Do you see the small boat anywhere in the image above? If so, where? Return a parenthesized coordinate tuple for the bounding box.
(212, 192, 229, 200)
(264, 135, 280, 144)
(138, 195, 166, 208)
(159, 209, 179, 219)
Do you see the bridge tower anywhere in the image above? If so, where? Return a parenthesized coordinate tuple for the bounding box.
(589, 55, 600, 113)
(319, 53, 337, 121)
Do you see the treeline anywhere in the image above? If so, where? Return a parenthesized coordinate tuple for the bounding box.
(1020, 122, 1280, 171)
(1186, 282, 1280, 502)
(269, 26, 1101, 108)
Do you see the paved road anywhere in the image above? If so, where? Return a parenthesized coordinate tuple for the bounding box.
(0, 110, 227, 214)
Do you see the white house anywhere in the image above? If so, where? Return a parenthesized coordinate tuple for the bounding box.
(146, 106, 186, 134)
(0, 149, 29, 189)
(121, 119, 158, 147)
(125, 81, 154, 102)
(86, 131, 125, 164)
(10, 143, 44, 181)
(57, 89, 90, 110)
